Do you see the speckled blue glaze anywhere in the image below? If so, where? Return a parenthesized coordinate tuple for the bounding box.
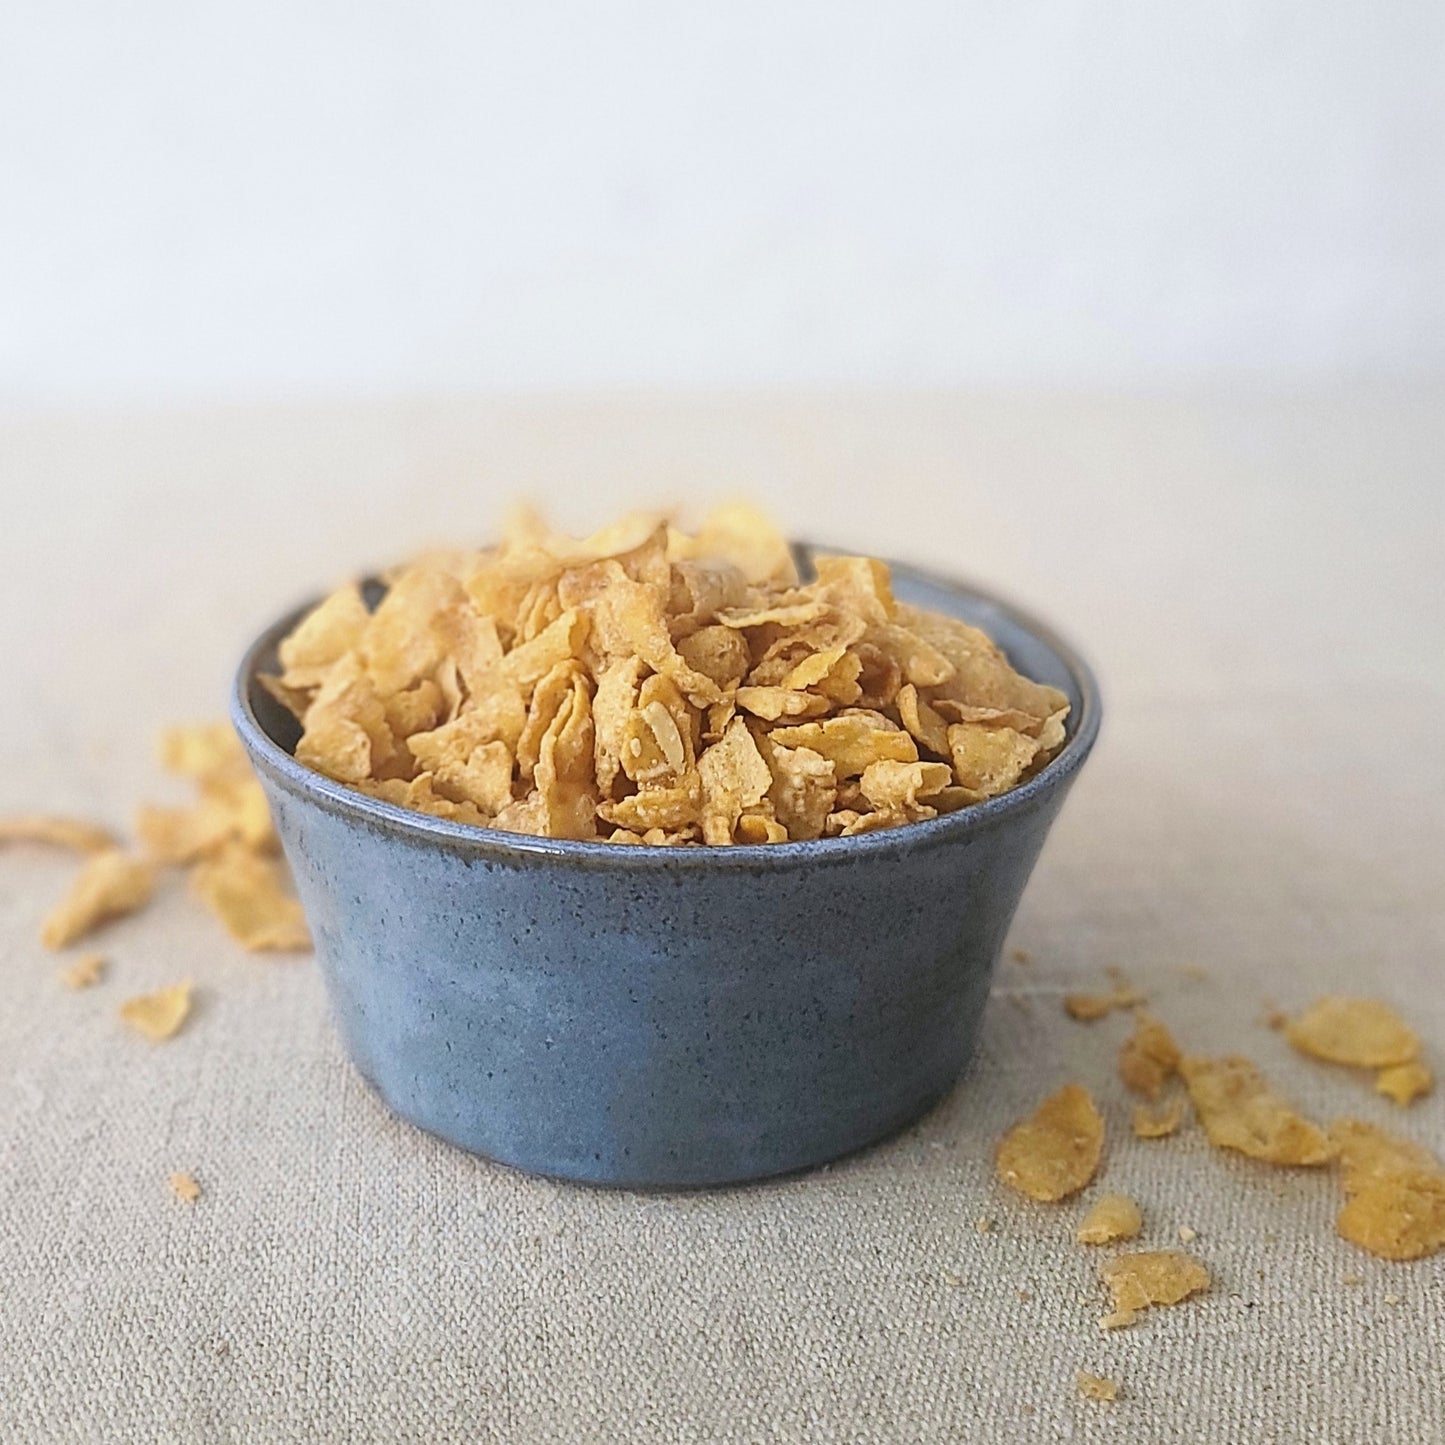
(232, 553, 1100, 1188)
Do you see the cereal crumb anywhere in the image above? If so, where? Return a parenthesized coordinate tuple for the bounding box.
(1077, 1194, 1143, 1246)
(975, 1216, 993, 1234)
(1177, 1225, 1198, 1244)
(1010, 947, 1032, 964)
(1017, 1287, 1034, 1302)
(1342, 1273, 1364, 1286)
(169, 1171, 201, 1203)
(58, 953, 106, 989)
(1384, 1293, 1403, 1306)
(1065, 984, 1145, 1022)
(1077, 1371, 1118, 1403)
(119, 980, 194, 1042)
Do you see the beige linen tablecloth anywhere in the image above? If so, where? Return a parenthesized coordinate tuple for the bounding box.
(2, 388, 1442, 1444)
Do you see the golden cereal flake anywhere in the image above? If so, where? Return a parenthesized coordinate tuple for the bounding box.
(1076, 1372, 1119, 1403)
(1132, 1096, 1187, 1139)
(1331, 1119, 1445, 1261)
(40, 850, 157, 950)
(1375, 1061, 1433, 1107)
(1064, 985, 1145, 1023)
(1076, 1194, 1143, 1245)
(1100, 1251, 1210, 1326)
(0, 815, 117, 853)
(120, 980, 193, 1042)
(1285, 996, 1421, 1070)
(1179, 1055, 1334, 1166)
(1118, 1011, 1181, 1097)
(58, 953, 106, 989)
(995, 1084, 1105, 1202)
(191, 846, 311, 952)
(158, 722, 250, 781)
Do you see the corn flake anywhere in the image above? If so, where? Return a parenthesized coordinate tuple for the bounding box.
(41, 850, 157, 950)
(120, 980, 193, 1042)
(1179, 1054, 1333, 1166)
(995, 1084, 1105, 1202)
(1077, 1194, 1143, 1245)
(1331, 1119, 1445, 1261)
(1099, 1251, 1210, 1327)
(1118, 1011, 1182, 1098)
(191, 845, 311, 952)
(59, 953, 106, 989)
(0, 815, 117, 853)
(1133, 1096, 1187, 1139)
(1285, 996, 1420, 1069)
(1077, 1372, 1119, 1403)
(1375, 1061, 1433, 1107)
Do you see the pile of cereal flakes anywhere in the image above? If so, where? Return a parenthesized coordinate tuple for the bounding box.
(263, 506, 1070, 844)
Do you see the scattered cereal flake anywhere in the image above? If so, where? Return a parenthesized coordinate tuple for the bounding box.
(1376, 1061, 1433, 1107)
(1331, 1119, 1445, 1261)
(120, 980, 193, 1042)
(995, 1084, 1105, 1202)
(158, 722, 248, 780)
(191, 845, 311, 952)
(1016, 1287, 1033, 1302)
(1076, 1194, 1143, 1245)
(1077, 1372, 1118, 1403)
(1342, 1273, 1363, 1286)
(1118, 1010, 1181, 1097)
(1098, 1310, 1137, 1331)
(1101, 1251, 1210, 1322)
(1064, 986, 1144, 1022)
(1010, 947, 1032, 965)
(1264, 1008, 1288, 1031)
(169, 1171, 202, 1203)
(975, 1216, 994, 1234)
(58, 953, 106, 989)
(40, 850, 157, 950)
(1285, 996, 1420, 1069)
(1179, 1055, 1334, 1166)
(1384, 1293, 1403, 1306)
(0, 815, 117, 853)
(1133, 1096, 1187, 1139)
(1177, 1225, 1198, 1244)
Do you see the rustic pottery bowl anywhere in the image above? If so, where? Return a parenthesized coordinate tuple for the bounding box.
(233, 550, 1100, 1188)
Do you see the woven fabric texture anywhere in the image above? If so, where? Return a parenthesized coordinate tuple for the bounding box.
(1, 389, 1441, 1444)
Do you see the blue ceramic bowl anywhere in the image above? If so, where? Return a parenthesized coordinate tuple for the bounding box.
(233, 551, 1100, 1188)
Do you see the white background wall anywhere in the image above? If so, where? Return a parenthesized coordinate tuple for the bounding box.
(2, 2, 1442, 402)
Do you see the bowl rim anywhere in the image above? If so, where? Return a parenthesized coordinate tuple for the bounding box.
(232, 551, 1102, 869)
